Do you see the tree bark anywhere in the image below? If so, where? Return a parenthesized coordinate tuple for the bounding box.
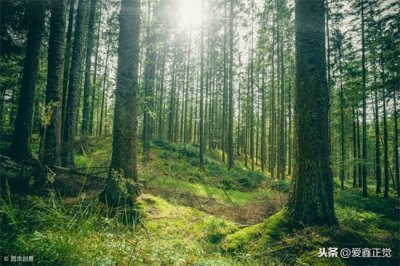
(62, 0, 76, 137)
(101, 0, 141, 204)
(227, 0, 235, 170)
(9, 0, 45, 161)
(81, 0, 98, 136)
(61, 0, 89, 166)
(361, 0, 368, 197)
(42, 0, 67, 166)
(288, 0, 337, 226)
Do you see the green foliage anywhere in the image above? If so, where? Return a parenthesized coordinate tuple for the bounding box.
(269, 179, 291, 193)
(0, 193, 250, 265)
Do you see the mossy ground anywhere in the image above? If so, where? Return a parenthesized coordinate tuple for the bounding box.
(1, 136, 399, 265)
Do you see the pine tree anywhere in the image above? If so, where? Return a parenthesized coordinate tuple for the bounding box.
(101, 0, 141, 204)
(288, 0, 337, 226)
(9, 0, 45, 161)
(42, 0, 67, 166)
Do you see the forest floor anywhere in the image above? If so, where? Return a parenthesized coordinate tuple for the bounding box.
(0, 136, 399, 265)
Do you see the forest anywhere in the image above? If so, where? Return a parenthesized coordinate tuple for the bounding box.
(0, 0, 399, 265)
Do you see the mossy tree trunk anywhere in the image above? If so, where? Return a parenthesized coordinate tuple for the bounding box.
(287, 0, 337, 226)
(42, 0, 67, 166)
(101, 0, 141, 205)
(9, 0, 45, 161)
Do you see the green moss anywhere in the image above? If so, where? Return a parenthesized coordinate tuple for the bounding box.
(203, 216, 238, 244)
(257, 209, 291, 247)
(223, 209, 291, 253)
(223, 222, 264, 252)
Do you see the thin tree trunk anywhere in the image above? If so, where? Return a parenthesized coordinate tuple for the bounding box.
(81, 0, 98, 136)
(393, 89, 399, 197)
(381, 54, 389, 198)
(142, 1, 157, 163)
(62, 0, 76, 137)
(199, 0, 205, 170)
(373, 69, 382, 193)
(227, 0, 235, 170)
(352, 102, 357, 187)
(90, 0, 102, 135)
(361, 0, 368, 197)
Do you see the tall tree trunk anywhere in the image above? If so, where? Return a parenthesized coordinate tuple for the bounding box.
(339, 45, 345, 190)
(352, 102, 357, 187)
(381, 54, 389, 198)
(288, 0, 337, 226)
(261, 65, 267, 172)
(288, 69, 292, 176)
(81, 0, 98, 136)
(142, 1, 157, 163)
(373, 71, 382, 193)
(227, 0, 235, 170)
(101, 0, 141, 204)
(167, 53, 176, 142)
(42, 0, 67, 166)
(61, 0, 89, 166)
(62, 0, 76, 137)
(393, 89, 399, 197)
(356, 107, 362, 187)
(99, 40, 110, 136)
(269, 23, 276, 179)
(199, 0, 205, 170)
(184, 27, 192, 144)
(90, 0, 102, 135)
(250, 23, 255, 170)
(222, 3, 228, 163)
(361, 0, 368, 197)
(9, 0, 45, 161)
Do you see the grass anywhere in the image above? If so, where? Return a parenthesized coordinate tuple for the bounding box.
(1, 136, 399, 265)
(144, 174, 269, 205)
(222, 184, 399, 265)
(72, 137, 277, 206)
(0, 191, 259, 265)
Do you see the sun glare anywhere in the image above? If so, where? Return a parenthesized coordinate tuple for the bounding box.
(176, 0, 203, 28)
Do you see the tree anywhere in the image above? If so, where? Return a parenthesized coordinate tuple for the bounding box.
(42, 0, 67, 166)
(9, 0, 45, 161)
(142, 0, 157, 163)
(199, 0, 205, 170)
(61, 0, 89, 166)
(100, 0, 141, 204)
(360, 0, 368, 198)
(287, 0, 337, 225)
(227, 0, 235, 170)
(61, 0, 76, 137)
(81, 0, 99, 136)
